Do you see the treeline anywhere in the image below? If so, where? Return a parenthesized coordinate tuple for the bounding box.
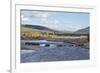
(55, 32, 89, 36)
(21, 32, 56, 39)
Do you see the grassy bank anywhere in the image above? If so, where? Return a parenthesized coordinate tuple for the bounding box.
(21, 26, 89, 49)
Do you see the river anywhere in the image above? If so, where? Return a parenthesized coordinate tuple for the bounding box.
(21, 40, 89, 63)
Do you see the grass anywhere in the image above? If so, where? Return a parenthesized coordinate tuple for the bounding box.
(21, 27, 54, 34)
(21, 27, 88, 39)
(21, 26, 89, 48)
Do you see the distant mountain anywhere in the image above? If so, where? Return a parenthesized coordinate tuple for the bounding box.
(22, 24, 53, 31)
(75, 27, 89, 34)
(22, 24, 89, 35)
(22, 24, 67, 33)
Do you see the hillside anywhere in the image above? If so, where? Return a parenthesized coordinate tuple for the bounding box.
(75, 27, 89, 34)
(21, 25, 89, 40)
(22, 24, 53, 31)
(21, 25, 56, 39)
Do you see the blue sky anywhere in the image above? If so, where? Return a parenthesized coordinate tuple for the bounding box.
(21, 10, 89, 32)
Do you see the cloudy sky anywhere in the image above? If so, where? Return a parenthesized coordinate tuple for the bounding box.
(21, 10, 89, 32)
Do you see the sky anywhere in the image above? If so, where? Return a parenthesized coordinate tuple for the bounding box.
(21, 10, 89, 32)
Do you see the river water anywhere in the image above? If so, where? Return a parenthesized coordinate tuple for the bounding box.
(21, 40, 89, 63)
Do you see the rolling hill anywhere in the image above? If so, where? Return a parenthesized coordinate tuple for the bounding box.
(75, 27, 89, 34)
(21, 24, 89, 35)
(22, 24, 53, 31)
(21, 24, 75, 34)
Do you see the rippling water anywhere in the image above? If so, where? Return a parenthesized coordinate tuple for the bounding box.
(21, 46, 89, 63)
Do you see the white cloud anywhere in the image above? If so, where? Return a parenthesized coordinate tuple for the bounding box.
(39, 19, 82, 32)
(58, 23, 82, 32)
(31, 11, 56, 18)
(21, 10, 83, 31)
(21, 10, 56, 24)
(31, 11, 57, 23)
(21, 14, 31, 24)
